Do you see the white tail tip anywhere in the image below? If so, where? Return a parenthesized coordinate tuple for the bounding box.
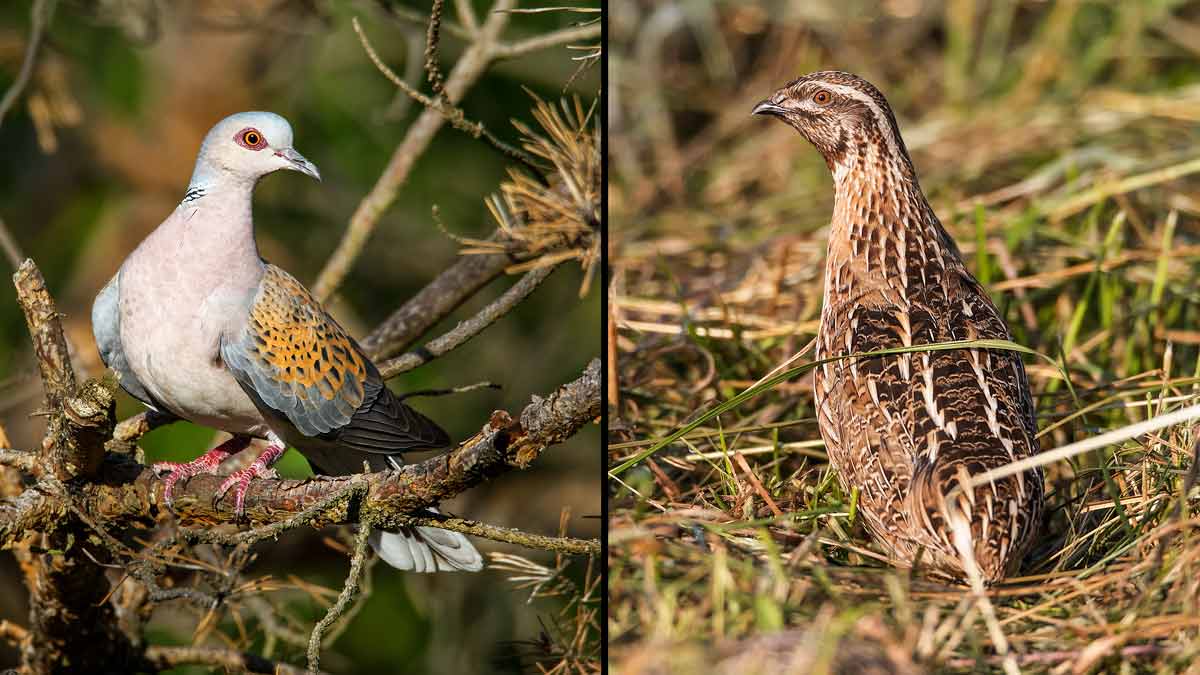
(369, 527, 483, 573)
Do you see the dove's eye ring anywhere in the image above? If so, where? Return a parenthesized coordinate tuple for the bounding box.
(813, 90, 832, 105)
(235, 128, 266, 150)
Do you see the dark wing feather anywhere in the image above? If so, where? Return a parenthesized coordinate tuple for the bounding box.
(328, 376, 450, 455)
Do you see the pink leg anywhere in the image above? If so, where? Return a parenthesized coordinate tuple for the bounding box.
(153, 436, 252, 508)
(213, 443, 286, 517)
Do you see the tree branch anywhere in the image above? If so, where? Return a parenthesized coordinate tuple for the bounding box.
(360, 247, 516, 360)
(345, 5, 596, 363)
(408, 513, 598, 555)
(380, 2, 471, 41)
(378, 262, 559, 378)
(0, 359, 600, 553)
(0, 447, 38, 474)
(142, 645, 320, 675)
(491, 22, 601, 60)
(313, 0, 516, 300)
(0, 216, 27, 270)
(178, 479, 369, 547)
(307, 521, 372, 672)
(0, 618, 28, 647)
(13, 260, 115, 481)
(13, 259, 74, 413)
(0, 0, 54, 129)
(353, 14, 540, 176)
(454, 0, 479, 35)
(10, 260, 134, 672)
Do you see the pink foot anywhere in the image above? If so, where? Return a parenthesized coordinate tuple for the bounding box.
(153, 436, 252, 508)
(213, 444, 286, 517)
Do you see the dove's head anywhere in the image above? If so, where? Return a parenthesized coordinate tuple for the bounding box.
(190, 111, 320, 187)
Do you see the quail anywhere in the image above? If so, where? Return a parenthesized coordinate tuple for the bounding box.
(753, 71, 1042, 582)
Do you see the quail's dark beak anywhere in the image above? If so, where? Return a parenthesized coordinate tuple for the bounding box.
(276, 147, 321, 181)
(752, 100, 788, 117)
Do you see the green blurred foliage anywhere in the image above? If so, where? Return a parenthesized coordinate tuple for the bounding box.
(0, 0, 599, 672)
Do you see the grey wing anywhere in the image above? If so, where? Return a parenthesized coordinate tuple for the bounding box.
(220, 265, 450, 470)
(92, 272, 159, 409)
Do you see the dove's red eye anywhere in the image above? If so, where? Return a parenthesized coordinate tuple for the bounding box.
(813, 90, 832, 105)
(235, 128, 266, 150)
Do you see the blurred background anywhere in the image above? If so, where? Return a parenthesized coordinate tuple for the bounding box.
(610, 0, 1200, 672)
(0, 0, 598, 672)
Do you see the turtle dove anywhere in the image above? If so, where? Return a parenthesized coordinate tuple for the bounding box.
(91, 112, 482, 573)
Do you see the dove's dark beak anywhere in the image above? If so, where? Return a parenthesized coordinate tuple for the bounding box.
(752, 100, 788, 118)
(276, 147, 321, 181)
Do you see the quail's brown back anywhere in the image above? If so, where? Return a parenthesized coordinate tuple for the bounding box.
(754, 71, 1042, 582)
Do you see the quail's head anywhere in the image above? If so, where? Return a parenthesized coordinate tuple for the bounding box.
(753, 70, 911, 172)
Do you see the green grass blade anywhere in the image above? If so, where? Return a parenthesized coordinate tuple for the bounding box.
(609, 338, 1060, 476)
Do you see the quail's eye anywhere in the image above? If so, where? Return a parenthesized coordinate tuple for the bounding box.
(813, 90, 832, 105)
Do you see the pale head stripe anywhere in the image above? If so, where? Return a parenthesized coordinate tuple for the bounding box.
(808, 78, 905, 167)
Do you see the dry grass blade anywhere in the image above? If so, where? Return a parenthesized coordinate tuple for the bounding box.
(461, 95, 599, 296)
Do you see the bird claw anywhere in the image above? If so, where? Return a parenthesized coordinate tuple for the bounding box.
(151, 436, 251, 510)
(212, 444, 285, 518)
(153, 452, 229, 509)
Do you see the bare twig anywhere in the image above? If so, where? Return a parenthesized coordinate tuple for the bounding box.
(0, 447, 38, 474)
(313, 0, 517, 300)
(13, 259, 74, 410)
(0, 619, 28, 647)
(0, 0, 54, 129)
(360, 247, 517, 360)
(354, 17, 443, 113)
(0, 216, 26, 269)
(454, 0, 479, 35)
(354, 14, 542, 182)
(143, 645, 320, 675)
(179, 478, 369, 547)
(14, 261, 113, 481)
(307, 520, 373, 672)
(110, 408, 177, 446)
(398, 380, 501, 399)
(424, 0, 451, 104)
(378, 263, 559, 378)
(407, 513, 598, 555)
(320, 543, 379, 648)
(381, 22, 426, 121)
(381, 2, 471, 40)
(245, 595, 311, 648)
(491, 23, 602, 60)
(424, 0, 543, 173)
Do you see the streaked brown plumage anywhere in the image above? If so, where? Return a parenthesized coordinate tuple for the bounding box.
(754, 71, 1042, 582)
